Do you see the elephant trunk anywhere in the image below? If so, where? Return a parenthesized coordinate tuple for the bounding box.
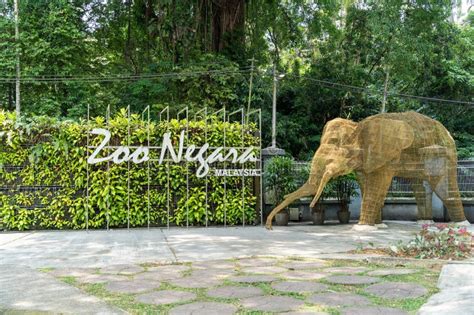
(308, 158, 332, 208)
(309, 171, 332, 208)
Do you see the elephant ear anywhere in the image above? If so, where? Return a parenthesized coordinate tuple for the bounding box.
(357, 117, 414, 172)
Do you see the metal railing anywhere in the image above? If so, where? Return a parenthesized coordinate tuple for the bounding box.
(290, 160, 474, 199)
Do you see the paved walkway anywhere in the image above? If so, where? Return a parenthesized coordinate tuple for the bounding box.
(7, 256, 430, 314)
(418, 264, 474, 315)
(0, 221, 472, 314)
(0, 221, 421, 268)
(0, 264, 125, 314)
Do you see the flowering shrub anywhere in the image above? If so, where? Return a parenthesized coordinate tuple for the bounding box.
(390, 224, 472, 260)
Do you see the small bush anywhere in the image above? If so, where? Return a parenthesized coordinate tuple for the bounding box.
(390, 224, 473, 260)
(264, 156, 298, 206)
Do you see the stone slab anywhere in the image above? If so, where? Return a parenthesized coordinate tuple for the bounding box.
(241, 266, 288, 274)
(76, 273, 128, 284)
(207, 285, 264, 299)
(325, 275, 380, 285)
(105, 279, 160, 294)
(241, 295, 304, 312)
(135, 290, 196, 305)
(168, 275, 222, 288)
(192, 260, 237, 270)
(0, 264, 125, 314)
(419, 263, 474, 315)
(237, 257, 278, 267)
(49, 268, 97, 278)
(436, 264, 474, 289)
(134, 269, 184, 281)
(100, 264, 144, 275)
(322, 267, 369, 274)
(418, 285, 474, 315)
(282, 260, 327, 270)
(365, 282, 427, 299)
(285, 312, 328, 315)
(282, 270, 328, 280)
(367, 269, 417, 276)
(169, 302, 237, 315)
(229, 275, 278, 283)
(146, 264, 190, 274)
(307, 292, 371, 307)
(272, 281, 329, 293)
(190, 268, 236, 279)
(341, 306, 408, 315)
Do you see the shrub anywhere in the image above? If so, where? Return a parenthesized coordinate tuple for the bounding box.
(264, 156, 298, 206)
(0, 109, 259, 230)
(390, 223, 472, 260)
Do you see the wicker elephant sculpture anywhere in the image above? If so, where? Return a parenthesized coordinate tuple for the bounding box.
(266, 111, 468, 230)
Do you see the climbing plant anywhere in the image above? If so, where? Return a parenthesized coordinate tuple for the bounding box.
(0, 110, 259, 230)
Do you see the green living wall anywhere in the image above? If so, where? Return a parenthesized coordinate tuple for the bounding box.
(0, 110, 259, 230)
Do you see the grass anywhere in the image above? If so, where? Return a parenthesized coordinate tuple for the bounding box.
(316, 261, 441, 314)
(55, 258, 441, 315)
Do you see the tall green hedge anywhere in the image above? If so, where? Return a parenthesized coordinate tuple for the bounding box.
(0, 110, 259, 230)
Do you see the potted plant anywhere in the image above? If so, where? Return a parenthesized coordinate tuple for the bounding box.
(311, 173, 359, 224)
(332, 173, 359, 223)
(264, 156, 298, 226)
(312, 180, 333, 225)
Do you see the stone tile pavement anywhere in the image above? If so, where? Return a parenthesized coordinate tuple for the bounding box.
(38, 256, 430, 314)
(0, 222, 472, 314)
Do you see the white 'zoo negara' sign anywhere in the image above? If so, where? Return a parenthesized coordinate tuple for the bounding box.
(87, 128, 260, 177)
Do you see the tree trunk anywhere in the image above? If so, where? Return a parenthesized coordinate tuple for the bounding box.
(211, 0, 245, 53)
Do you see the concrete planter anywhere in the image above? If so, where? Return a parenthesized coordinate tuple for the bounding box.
(275, 210, 289, 226)
(312, 208, 325, 225)
(264, 196, 474, 223)
(337, 210, 351, 224)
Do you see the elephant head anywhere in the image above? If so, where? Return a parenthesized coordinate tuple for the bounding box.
(306, 118, 360, 208)
(265, 116, 415, 229)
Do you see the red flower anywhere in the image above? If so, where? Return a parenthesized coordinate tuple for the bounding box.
(436, 223, 448, 230)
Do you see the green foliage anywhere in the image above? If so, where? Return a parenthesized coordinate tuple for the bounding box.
(0, 110, 259, 230)
(0, 1, 472, 158)
(264, 156, 298, 206)
(390, 224, 472, 260)
(323, 173, 359, 203)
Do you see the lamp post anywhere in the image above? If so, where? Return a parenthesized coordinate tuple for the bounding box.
(262, 65, 286, 223)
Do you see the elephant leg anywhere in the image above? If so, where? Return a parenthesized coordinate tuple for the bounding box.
(428, 168, 466, 222)
(411, 178, 433, 220)
(357, 173, 382, 224)
(265, 182, 316, 230)
(358, 170, 394, 225)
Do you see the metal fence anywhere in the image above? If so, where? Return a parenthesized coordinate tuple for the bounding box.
(291, 160, 474, 199)
(84, 105, 264, 230)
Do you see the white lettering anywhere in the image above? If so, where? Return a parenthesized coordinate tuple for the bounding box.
(213, 169, 261, 177)
(87, 128, 112, 164)
(159, 131, 184, 164)
(130, 147, 150, 163)
(112, 146, 130, 163)
(87, 128, 260, 177)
